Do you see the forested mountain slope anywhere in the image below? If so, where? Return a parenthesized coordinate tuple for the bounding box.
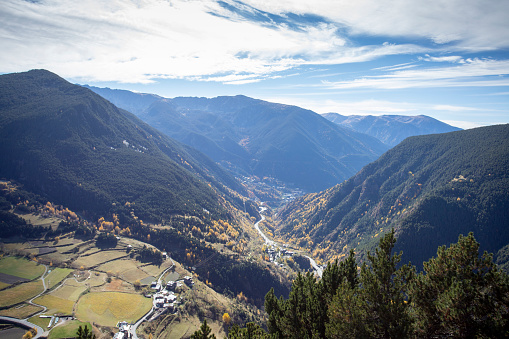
(323, 113, 461, 146)
(0, 70, 247, 223)
(275, 124, 509, 268)
(86, 87, 389, 192)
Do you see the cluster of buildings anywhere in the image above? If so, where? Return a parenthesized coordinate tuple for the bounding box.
(113, 321, 132, 339)
(149, 275, 194, 314)
(265, 244, 294, 265)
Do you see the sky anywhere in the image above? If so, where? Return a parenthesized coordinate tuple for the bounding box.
(1, 0, 509, 129)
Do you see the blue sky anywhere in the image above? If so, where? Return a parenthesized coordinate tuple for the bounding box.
(1, 0, 508, 129)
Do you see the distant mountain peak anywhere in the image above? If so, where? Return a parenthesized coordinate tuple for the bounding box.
(322, 113, 461, 146)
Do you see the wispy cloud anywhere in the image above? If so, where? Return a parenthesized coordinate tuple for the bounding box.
(432, 105, 482, 112)
(419, 55, 463, 63)
(323, 58, 509, 89)
(240, 0, 509, 50)
(3, 0, 503, 85)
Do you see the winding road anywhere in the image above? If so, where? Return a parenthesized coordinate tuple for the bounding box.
(129, 259, 175, 339)
(0, 264, 50, 338)
(254, 205, 323, 278)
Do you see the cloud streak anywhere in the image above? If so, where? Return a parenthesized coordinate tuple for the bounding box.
(4, 0, 506, 85)
(323, 58, 509, 90)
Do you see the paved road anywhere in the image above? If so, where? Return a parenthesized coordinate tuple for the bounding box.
(254, 207, 275, 246)
(27, 264, 49, 315)
(255, 206, 323, 278)
(304, 255, 323, 278)
(0, 315, 45, 338)
(129, 259, 174, 339)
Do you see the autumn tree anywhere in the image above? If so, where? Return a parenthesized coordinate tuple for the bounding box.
(222, 312, 232, 326)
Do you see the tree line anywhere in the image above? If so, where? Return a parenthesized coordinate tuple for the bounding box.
(196, 230, 509, 338)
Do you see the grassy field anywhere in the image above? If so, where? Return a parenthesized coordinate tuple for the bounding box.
(28, 314, 51, 328)
(73, 251, 128, 269)
(33, 294, 75, 315)
(0, 256, 45, 280)
(98, 259, 150, 283)
(0, 281, 10, 290)
(0, 303, 43, 319)
(0, 280, 44, 307)
(20, 214, 60, 228)
(51, 282, 88, 301)
(45, 268, 72, 289)
(48, 320, 92, 339)
(87, 272, 107, 287)
(140, 260, 174, 277)
(76, 292, 152, 326)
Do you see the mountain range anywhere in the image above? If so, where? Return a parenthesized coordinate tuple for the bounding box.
(0, 70, 249, 223)
(275, 124, 509, 268)
(85, 86, 389, 192)
(322, 113, 461, 146)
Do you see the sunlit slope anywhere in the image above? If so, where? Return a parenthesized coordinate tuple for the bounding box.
(276, 124, 509, 268)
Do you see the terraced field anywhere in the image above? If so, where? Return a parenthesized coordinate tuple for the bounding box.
(45, 268, 72, 289)
(73, 250, 129, 269)
(0, 256, 45, 280)
(76, 291, 152, 326)
(33, 294, 75, 315)
(0, 280, 44, 307)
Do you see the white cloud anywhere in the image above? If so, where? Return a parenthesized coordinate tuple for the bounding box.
(1, 0, 508, 87)
(323, 58, 509, 89)
(0, 0, 449, 84)
(0, 0, 353, 83)
(432, 105, 481, 112)
(441, 120, 488, 129)
(240, 0, 509, 50)
(419, 55, 463, 63)
(264, 97, 417, 115)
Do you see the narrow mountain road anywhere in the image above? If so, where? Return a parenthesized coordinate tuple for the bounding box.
(129, 259, 175, 339)
(254, 205, 322, 278)
(0, 316, 45, 339)
(253, 207, 275, 246)
(0, 265, 50, 338)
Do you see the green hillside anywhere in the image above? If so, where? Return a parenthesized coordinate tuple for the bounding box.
(0, 70, 245, 223)
(86, 88, 389, 192)
(275, 124, 509, 268)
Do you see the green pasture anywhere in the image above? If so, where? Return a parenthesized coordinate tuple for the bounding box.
(98, 259, 150, 283)
(0, 303, 43, 319)
(33, 294, 74, 315)
(51, 282, 87, 301)
(76, 292, 152, 326)
(48, 320, 92, 339)
(87, 272, 107, 287)
(45, 268, 72, 289)
(0, 281, 10, 290)
(73, 251, 128, 269)
(0, 280, 44, 307)
(28, 314, 51, 328)
(0, 256, 45, 280)
(140, 260, 173, 277)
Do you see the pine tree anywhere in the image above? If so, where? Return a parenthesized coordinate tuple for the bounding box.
(191, 319, 216, 339)
(410, 232, 509, 338)
(76, 325, 96, 339)
(359, 229, 415, 338)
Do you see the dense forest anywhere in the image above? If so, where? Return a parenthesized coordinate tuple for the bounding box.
(276, 124, 509, 268)
(0, 70, 253, 225)
(87, 87, 389, 192)
(198, 231, 509, 338)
